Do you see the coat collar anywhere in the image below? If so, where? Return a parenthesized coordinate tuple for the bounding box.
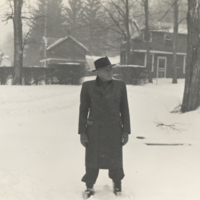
(96, 76, 112, 86)
(96, 76, 113, 94)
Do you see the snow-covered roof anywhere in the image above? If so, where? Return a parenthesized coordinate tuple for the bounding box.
(140, 23, 187, 35)
(40, 57, 86, 62)
(151, 27, 187, 34)
(45, 37, 60, 47)
(46, 36, 89, 52)
(57, 62, 80, 65)
(24, 65, 44, 68)
(116, 65, 145, 68)
(132, 49, 186, 55)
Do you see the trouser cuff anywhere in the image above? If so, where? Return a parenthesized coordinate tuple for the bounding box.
(86, 183, 94, 189)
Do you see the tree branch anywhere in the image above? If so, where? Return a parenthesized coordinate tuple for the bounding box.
(22, 29, 31, 51)
(21, 15, 45, 20)
(178, 17, 187, 25)
(154, 117, 183, 133)
(109, 0, 125, 19)
(99, 2, 125, 35)
(2, 15, 13, 22)
(157, 0, 179, 22)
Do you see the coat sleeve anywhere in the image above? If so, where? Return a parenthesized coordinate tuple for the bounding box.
(78, 82, 90, 134)
(120, 83, 131, 134)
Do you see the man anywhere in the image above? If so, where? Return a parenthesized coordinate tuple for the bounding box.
(78, 57, 131, 199)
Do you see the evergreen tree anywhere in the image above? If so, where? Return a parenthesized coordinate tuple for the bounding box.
(64, 0, 85, 40)
(24, 0, 65, 66)
(65, 0, 108, 55)
(81, 0, 109, 55)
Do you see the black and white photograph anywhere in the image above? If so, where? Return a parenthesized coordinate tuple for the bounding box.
(0, 0, 199, 199)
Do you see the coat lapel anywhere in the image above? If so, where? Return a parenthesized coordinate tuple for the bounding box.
(95, 76, 113, 95)
(104, 80, 114, 95)
(97, 85, 104, 95)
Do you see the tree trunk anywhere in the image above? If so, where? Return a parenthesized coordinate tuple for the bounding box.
(13, 0, 23, 85)
(172, 0, 178, 84)
(144, 0, 152, 83)
(181, 0, 200, 112)
(125, 0, 131, 64)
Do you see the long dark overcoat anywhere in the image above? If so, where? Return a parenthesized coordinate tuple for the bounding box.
(78, 77, 131, 169)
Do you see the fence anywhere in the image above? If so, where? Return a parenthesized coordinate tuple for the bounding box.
(0, 66, 85, 85)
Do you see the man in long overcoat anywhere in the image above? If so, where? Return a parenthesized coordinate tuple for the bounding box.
(78, 57, 131, 199)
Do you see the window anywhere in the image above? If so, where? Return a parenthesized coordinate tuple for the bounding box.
(142, 32, 152, 42)
(164, 32, 173, 45)
(164, 32, 173, 41)
(159, 59, 165, 68)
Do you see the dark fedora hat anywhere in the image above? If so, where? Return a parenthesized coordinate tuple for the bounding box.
(93, 56, 116, 71)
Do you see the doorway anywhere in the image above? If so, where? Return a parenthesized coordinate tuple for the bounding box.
(157, 56, 167, 78)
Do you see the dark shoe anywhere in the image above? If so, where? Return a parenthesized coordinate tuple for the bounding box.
(113, 181, 122, 196)
(83, 188, 94, 199)
(114, 188, 122, 196)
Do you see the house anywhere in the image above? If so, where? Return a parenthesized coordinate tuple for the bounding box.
(40, 36, 89, 84)
(120, 24, 187, 79)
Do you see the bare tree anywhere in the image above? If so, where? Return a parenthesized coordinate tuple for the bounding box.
(181, 0, 200, 112)
(64, 0, 84, 39)
(13, 0, 23, 85)
(101, 0, 138, 64)
(144, 0, 152, 83)
(172, 0, 179, 84)
(3, 0, 28, 85)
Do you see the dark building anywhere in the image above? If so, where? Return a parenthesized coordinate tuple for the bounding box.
(120, 24, 187, 79)
(40, 36, 89, 84)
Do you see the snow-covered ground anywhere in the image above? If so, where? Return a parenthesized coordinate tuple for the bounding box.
(0, 78, 200, 200)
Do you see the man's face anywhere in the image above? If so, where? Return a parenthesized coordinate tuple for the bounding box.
(97, 66, 113, 82)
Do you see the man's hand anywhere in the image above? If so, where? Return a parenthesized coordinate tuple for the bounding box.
(80, 133, 89, 147)
(121, 132, 129, 146)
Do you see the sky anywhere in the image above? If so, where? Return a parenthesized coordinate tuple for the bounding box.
(0, 1, 13, 45)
